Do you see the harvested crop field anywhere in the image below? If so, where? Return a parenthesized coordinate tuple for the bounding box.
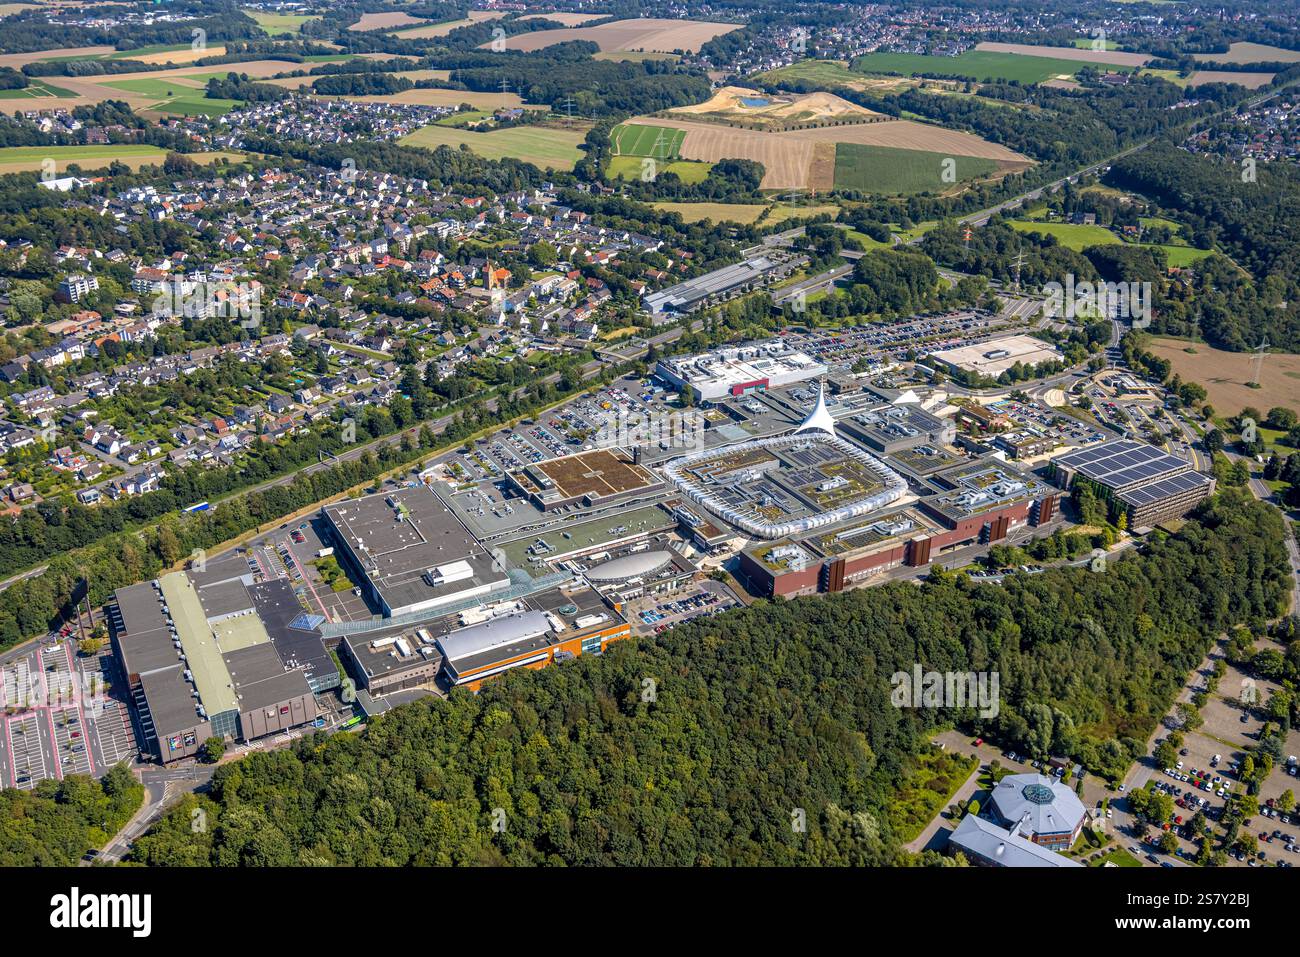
(348, 11, 427, 32)
(1195, 42, 1300, 64)
(334, 87, 532, 110)
(0, 145, 242, 174)
(651, 202, 768, 224)
(0, 46, 115, 69)
(1187, 70, 1275, 88)
(487, 17, 742, 54)
(518, 12, 604, 26)
(1146, 338, 1300, 416)
(392, 10, 503, 37)
(623, 114, 1028, 190)
(125, 45, 228, 65)
(974, 41, 1151, 68)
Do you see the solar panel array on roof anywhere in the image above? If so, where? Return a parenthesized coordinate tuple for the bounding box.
(1055, 439, 1190, 491)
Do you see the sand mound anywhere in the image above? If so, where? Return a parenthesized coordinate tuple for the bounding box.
(672, 86, 880, 122)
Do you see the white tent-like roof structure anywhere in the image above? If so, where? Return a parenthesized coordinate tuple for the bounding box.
(793, 379, 836, 435)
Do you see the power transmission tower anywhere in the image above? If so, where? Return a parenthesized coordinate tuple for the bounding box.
(1010, 245, 1027, 294)
(1250, 337, 1270, 387)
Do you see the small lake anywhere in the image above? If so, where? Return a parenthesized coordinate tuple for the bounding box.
(740, 97, 770, 107)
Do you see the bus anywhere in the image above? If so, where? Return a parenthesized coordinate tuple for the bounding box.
(338, 715, 363, 731)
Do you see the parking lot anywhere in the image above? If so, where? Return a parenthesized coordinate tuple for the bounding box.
(6, 711, 52, 789)
(0, 631, 142, 788)
(51, 705, 92, 776)
(625, 581, 741, 635)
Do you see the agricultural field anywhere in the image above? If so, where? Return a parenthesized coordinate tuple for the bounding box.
(851, 50, 1115, 84)
(1146, 338, 1300, 416)
(592, 50, 679, 63)
(0, 46, 116, 69)
(99, 74, 240, 116)
(486, 17, 742, 54)
(1187, 71, 1275, 89)
(621, 114, 1028, 191)
(973, 41, 1152, 68)
(390, 10, 503, 38)
(0, 78, 76, 99)
(610, 123, 685, 159)
(606, 155, 712, 183)
(518, 12, 604, 26)
(651, 202, 769, 224)
(0, 145, 242, 175)
(400, 123, 588, 170)
(833, 143, 999, 194)
(243, 9, 320, 36)
(1195, 42, 1300, 64)
(347, 11, 427, 32)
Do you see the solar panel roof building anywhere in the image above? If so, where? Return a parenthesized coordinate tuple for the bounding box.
(1051, 439, 1214, 527)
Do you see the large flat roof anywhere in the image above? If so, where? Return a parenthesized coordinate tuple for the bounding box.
(160, 571, 238, 715)
(929, 334, 1063, 377)
(138, 667, 205, 738)
(112, 582, 179, 677)
(323, 485, 506, 613)
(223, 642, 313, 714)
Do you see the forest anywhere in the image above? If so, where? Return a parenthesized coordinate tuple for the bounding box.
(0, 763, 141, 866)
(123, 492, 1287, 866)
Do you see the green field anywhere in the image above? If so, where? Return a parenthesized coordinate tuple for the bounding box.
(1010, 219, 1120, 249)
(606, 154, 712, 184)
(1010, 219, 1214, 265)
(104, 77, 207, 97)
(0, 144, 170, 172)
(400, 124, 587, 170)
(851, 50, 1109, 83)
(0, 79, 76, 99)
(101, 76, 240, 116)
(610, 123, 685, 159)
(833, 143, 1000, 194)
(243, 9, 321, 35)
(754, 59, 868, 89)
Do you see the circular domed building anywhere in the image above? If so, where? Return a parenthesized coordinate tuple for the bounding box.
(988, 773, 1087, 849)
